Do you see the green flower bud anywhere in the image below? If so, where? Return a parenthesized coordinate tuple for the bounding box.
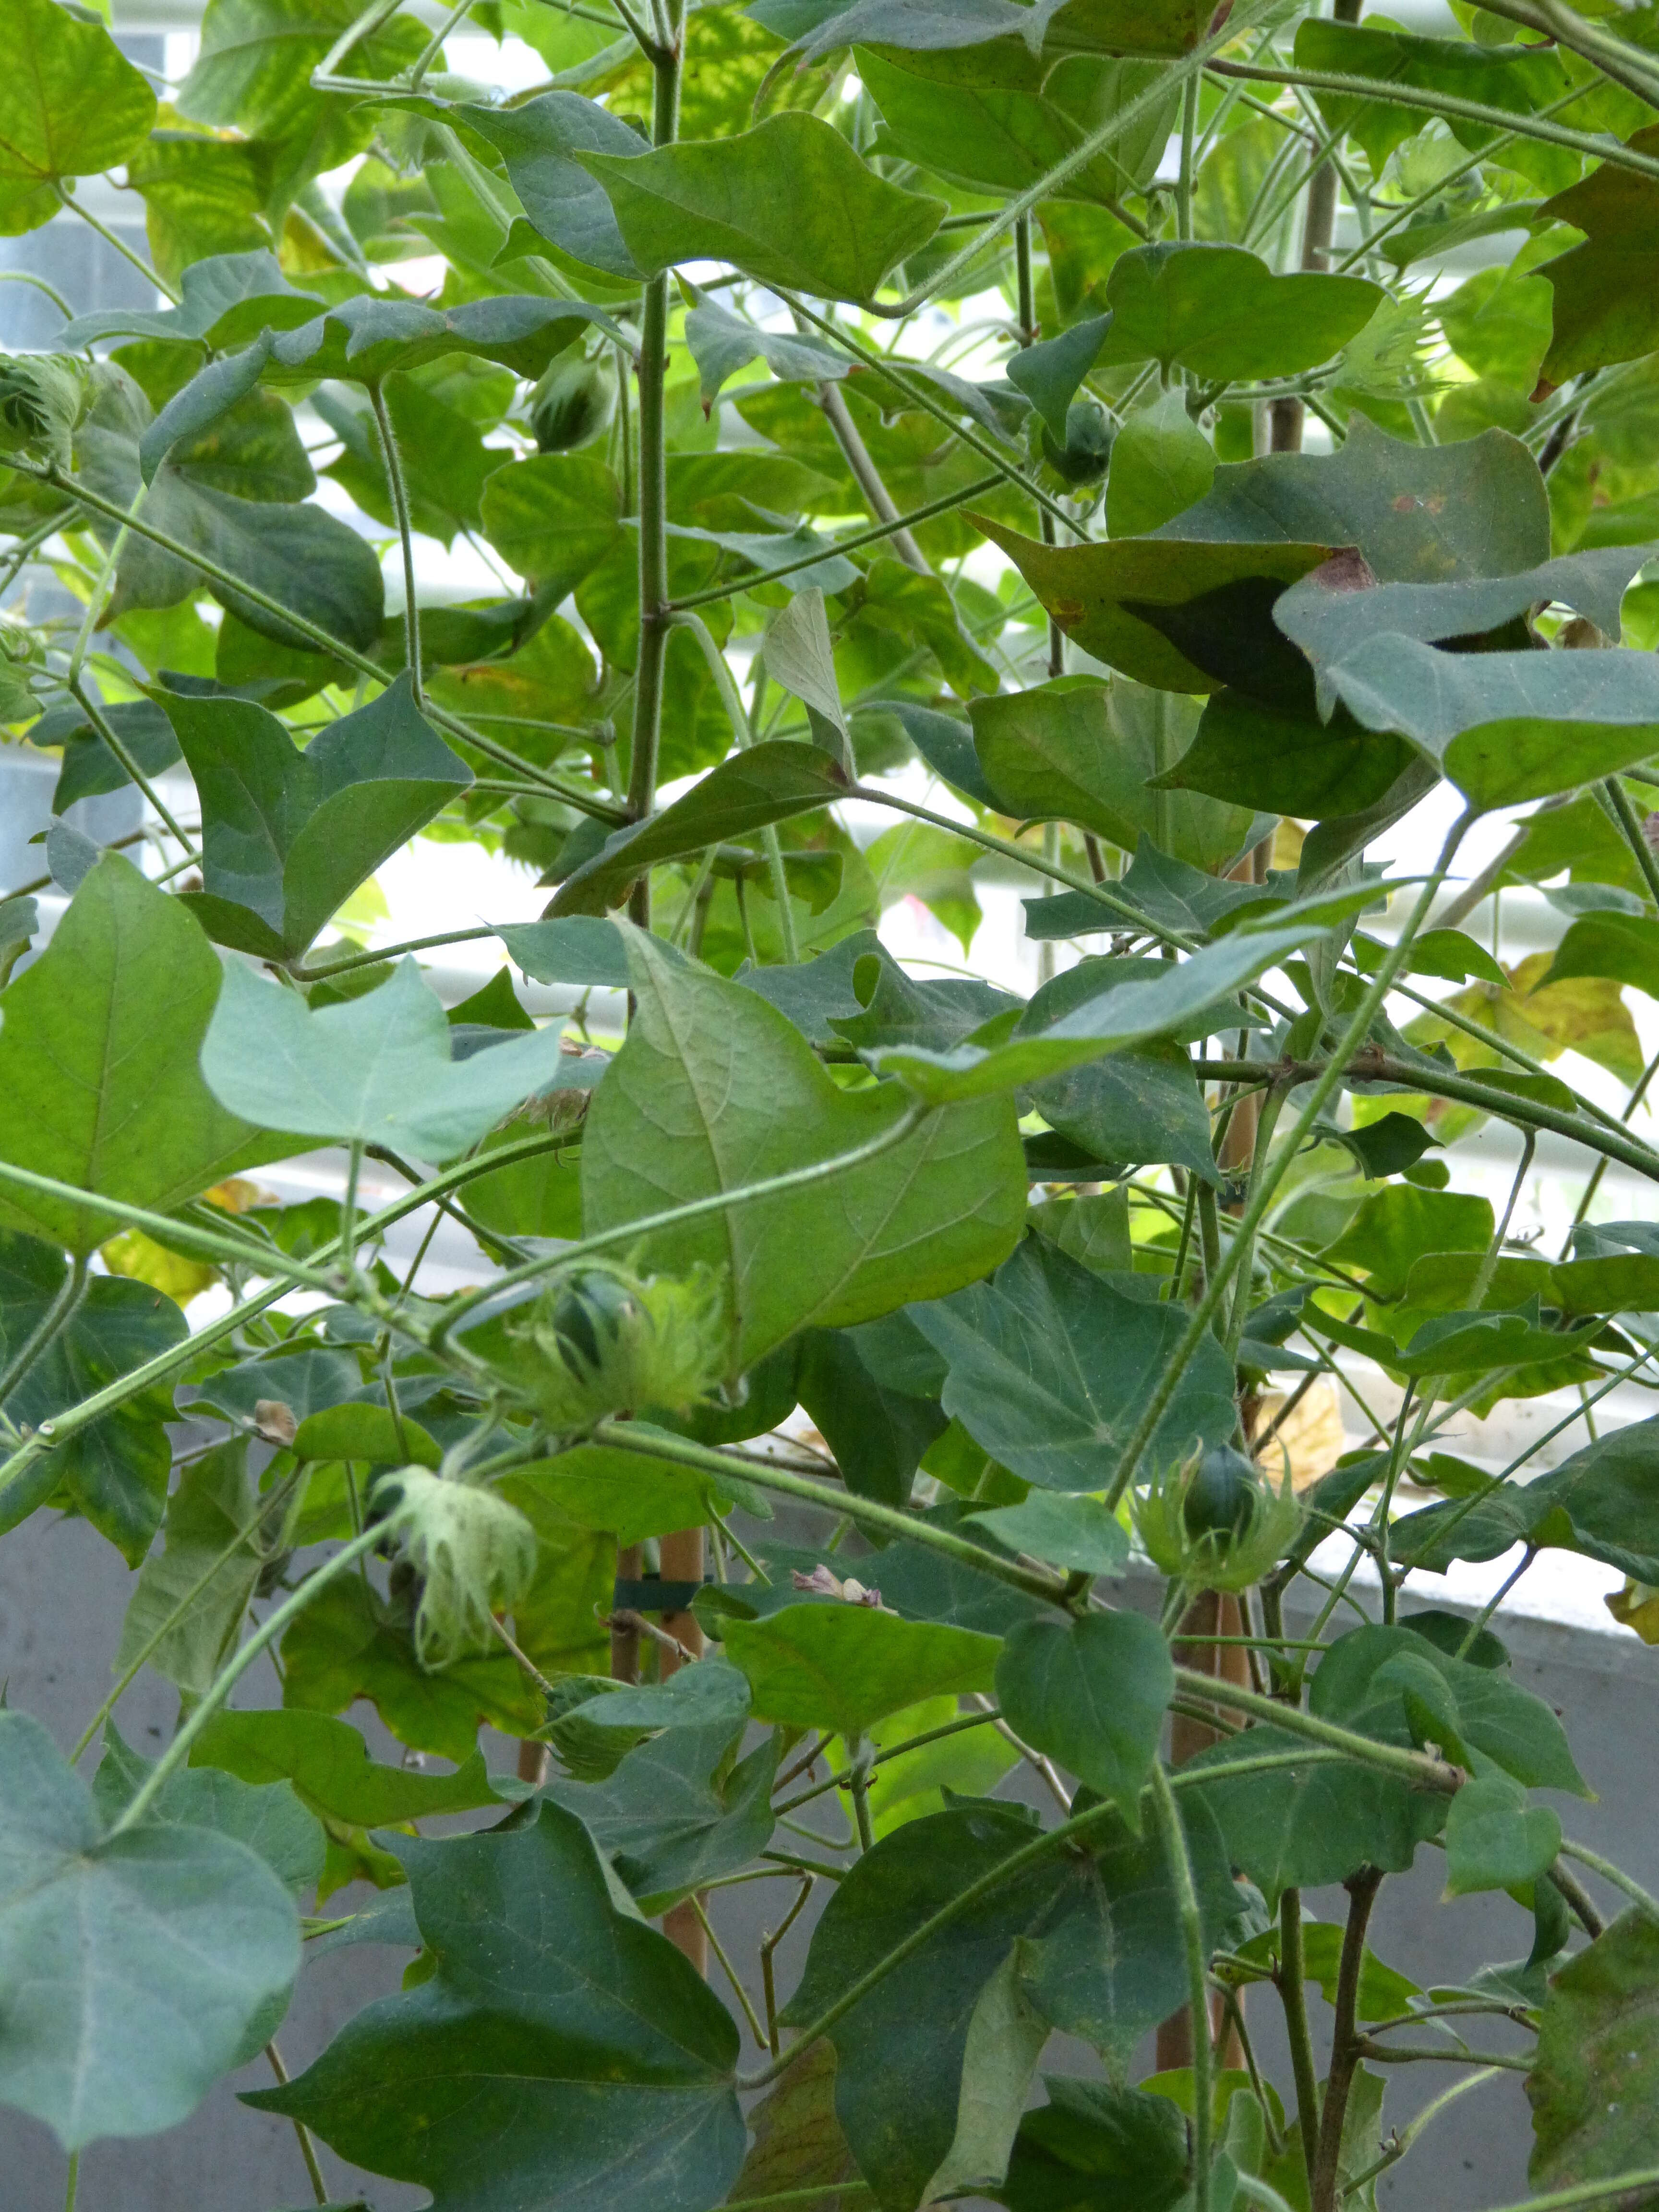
(1133, 1443, 1304, 1593)
(1039, 396, 1113, 486)
(373, 1466, 538, 1666)
(529, 349, 618, 453)
(510, 1260, 730, 1431)
(0, 353, 90, 472)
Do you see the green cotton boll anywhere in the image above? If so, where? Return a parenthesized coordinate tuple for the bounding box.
(510, 1260, 731, 1431)
(1039, 396, 1114, 487)
(1133, 1444, 1305, 1593)
(0, 352, 90, 470)
(529, 349, 618, 453)
(373, 1466, 539, 1666)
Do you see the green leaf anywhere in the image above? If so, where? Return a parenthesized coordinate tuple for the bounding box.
(1151, 413, 1551, 583)
(1107, 387, 1216, 539)
(1025, 1032, 1221, 1185)
(1006, 315, 1110, 445)
(924, 1946, 1050, 2205)
(0, 1709, 298, 2150)
(188, 1709, 503, 1829)
(1312, 633, 1659, 812)
(563, 1659, 752, 1735)
(1394, 1412, 1659, 1585)
(247, 1803, 745, 2212)
(909, 1238, 1236, 1490)
(1323, 1183, 1494, 1300)
(797, 1326, 948, 1506)
(1546, 909, 1659, 997)
(461, 91, 647, 279)
(550, 741, 847, 916)
(1295, 18, 1569, 180)
(280, 1574, 541, 1764)
(1528, 1910, 1659, 2194)
(0, 854, 289, 1250)
(264, 291, 620, 387)
(731, 2041, 859, 2212)
(1003, 2076, 1190, 2212)
(857, 46, 1171, 209)
(1310, 1623, 1589, 1796)
(576, 112, 945, 303)
(871, 919, 1315, 1103)
(782, 1795, 1243, 2210)
(1160, 685, 1419, 821)
(685, 291, 849, 408)
(94, 1724, 325, 1900)
(581, 927, 1024, 1368)
(57, 249, 325, 354)
(202, 957, 577, 1160)
(0, 0, 156, 234)
(1188, 1723, 1446, 1905)
(545, 1718, 778, 1906)
(1443, 1772, 1561, 1898)
(720, 1602, 998, 1738)
(970, 1491, 1128, 1576)
(0, 1235, 189, 1562)
(1095, 243, 1382, 383)
(165, 675, 471, 958)
(506, 1438, 749, 1549)
(113, 1438, 265, 1696)
(480, 452, 624, 600)
(996, 1611, 1172, 1822)
(1535, 129, 1659, 388)
(975, 519, 1333, 693)
(75, 365, 385, 655)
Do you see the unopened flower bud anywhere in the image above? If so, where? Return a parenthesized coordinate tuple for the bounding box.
(372, 1465, 537, 1666)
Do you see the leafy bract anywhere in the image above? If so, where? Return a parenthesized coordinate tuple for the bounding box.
(202, 958, 575, 1161)
(577, 112, 945, 303)
(1095, 243, 1382, 382)
(165, 674, 471, 957)
(720, 1601, 998, 1738)
(580, 928, 1025, 1368)
(0, 855, 288, 1250)
(0, 0, 157, 234)
(0, 1710, 298, 2151)
(249, 1804, 745, 2212)
(910, 1237, 1236, 1489)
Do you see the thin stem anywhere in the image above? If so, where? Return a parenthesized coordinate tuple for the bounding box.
(591, 1420, 1069, 1606)
(1177, 72, 1200, 242)
(265, 2043, 329, 2205)
(760, 1875, 814, 2056)
(0, 268, 73, 321)
(110, 1526, 383, 1835)
(815, 381, 929, 574)
(64, 2153, 77, 2212)
(1212, 59, 1659, 184)
(1355, 2041, 1530, 2071)
(369, 381, 421, 703)
(1104, 813, 1474, 1509)
(1600, 774, 1659, 912)
(846, 1735, 876, 1852)
(55, 184, 180, 303)
(667, 474, 1002, 613)
(67, 676, 198, 859)
(340, 1140, 365, 1280)
(1152, 1763, 1213, 2212)
(1278, 1889, 1322, 2182)
(1339, 2068, 1503, 2198)
(1168, 1669, 1459, 1791)
(1455, 1545, 1537, 1660)
(691, 1893, 769, 2045)
(1557, 1839, 1659, 1922)
(428, 1102, 933, 1352)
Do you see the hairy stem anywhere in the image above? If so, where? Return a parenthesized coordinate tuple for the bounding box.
(1310, 1868, 1383, 2212)
(1278, 1889, 1322, 2182)
(1152, 1763, 1213, 2212)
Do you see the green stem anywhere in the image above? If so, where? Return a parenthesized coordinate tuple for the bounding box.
(670, 613, 798, 959)
(1558, 1839, 1659, 1921)
(1278, 1889, 1322, 2183)
(1152, 1762, 1213, 2212)
(1102, 812, 1473, 1508)
(1338, 2069, 1503, 2198)
(847, 1734, 876, 1852)
(1600, 773, 1659, 911)
(369, 381, 421, 703)
(0, 1159, 336, 1290)
(55, 184, 180, 303)
(1177, 72, 1199, 242)
(68, 675, 199, 860)
(0, 1129, 576, 1500)
(591, 1419, 1070, 1605)
(264, 2041, 330, 2205)
(665, 475, 1002, 613)
(1475, 2178, 1659, 2212)
(64, 2152, 77, 2212)
(293, 924, 495, 982)
(341, 1139, 365, 1279)
(429, 1101, 931, 1351)
(722, 2190, 873, 2211)
(1168, 1666, 1461, 1791)
(1212, 58, 1659, 183)
(110, 1525, 383, 1835)
(1224, 1082, 1288, 1367)
(1311, 1870, 1383, 2212)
